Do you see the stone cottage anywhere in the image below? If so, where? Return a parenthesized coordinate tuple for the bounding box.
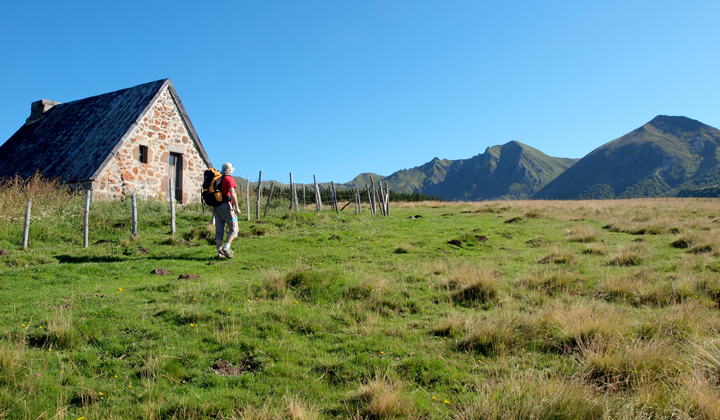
(0, 79, 212, 203)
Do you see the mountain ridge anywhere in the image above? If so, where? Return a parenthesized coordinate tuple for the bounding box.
(535, 115, 720, 199)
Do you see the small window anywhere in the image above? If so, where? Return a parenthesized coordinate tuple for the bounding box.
(139, 145, 148, 163)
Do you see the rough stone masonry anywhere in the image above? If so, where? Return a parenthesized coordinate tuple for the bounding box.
(91, 88, 206, 203)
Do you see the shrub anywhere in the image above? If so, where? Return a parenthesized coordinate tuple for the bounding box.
(345, 374, 410, 419)
(432, 314, 469, 338)
(453, 373, 604, 420)
(637, 301, 707, 341)
(453, 275, 498, 305)
(519, 269, 582, 296)
(567, 226, 602, 243)
(577, 338, 682, 391)
(539, 302, 622, 354)
(461, 311, 521, 356)
(346, 276, 394, 301)
(583, 243, 608, 255)
(608, 245, 646, 267)
(538, 249, 577, 265)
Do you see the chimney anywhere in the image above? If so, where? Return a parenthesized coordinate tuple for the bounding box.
(26, 99, 61, 125)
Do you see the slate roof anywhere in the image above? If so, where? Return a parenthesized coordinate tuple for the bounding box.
(0, 79, 211, 183)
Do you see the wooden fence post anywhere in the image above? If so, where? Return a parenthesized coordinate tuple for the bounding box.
(356, 184, 361, 214)
(83, 190, 91, 247)
(289, 173, 295, 211)
(353, 185, 358, 214)
(302, 184, 306, 209)
(169, 179, 176, 234)
(256, 171, 262, 220)
(22, 199, 32, 250)
(370, 176, 377, 216)
(366, 183, 372, 215)
(132, 192, 138, 237)
(378, 182, 386, 216)
(331, 182, 339, 214)
(246, 175, 250, 221)
(293, 183, 299, 211)
(289, 173, 299, 212)
(264, 182, 275, 218)
(314, 175, 322, 211)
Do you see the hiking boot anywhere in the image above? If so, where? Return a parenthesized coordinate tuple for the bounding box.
(217, 250, 226, 259)
(220, 247, 234, 258)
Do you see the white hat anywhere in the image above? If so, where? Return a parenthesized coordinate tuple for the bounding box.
(221, 162, 234, 175)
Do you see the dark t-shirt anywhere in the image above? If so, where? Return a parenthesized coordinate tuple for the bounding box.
(220, 176, 237, 200)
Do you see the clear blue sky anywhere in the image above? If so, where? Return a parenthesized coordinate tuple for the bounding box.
(2, 1, 718, 184)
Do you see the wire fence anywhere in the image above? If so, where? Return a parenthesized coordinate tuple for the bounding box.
(0, 172, 399, 250)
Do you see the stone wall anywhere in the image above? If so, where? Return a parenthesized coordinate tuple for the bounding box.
(92, 88, 209, 203)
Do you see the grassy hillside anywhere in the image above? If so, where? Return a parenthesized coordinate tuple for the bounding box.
(424, 141, 577, 200)
(2, 180, 720, 418)
(381, 158, 453, 194)
(536, 116, 720, 199)
(378, 142, 576, 201)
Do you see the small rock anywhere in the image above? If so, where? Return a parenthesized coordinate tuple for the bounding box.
(179, 274, 200, 280)
(137, 247, 149, 254)
(152, 268, 170, 276)
(0, 250, 9, 256)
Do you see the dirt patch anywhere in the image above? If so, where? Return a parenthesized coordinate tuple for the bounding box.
(211, 359, 256, 376)
(475, 235, 489, 242)
(0, 250, 9, 257)
(329, 235, 341, 240)
(207, 261, 216, 266)
(137, 247, 149, 254)
(407, 215, 423, 219)
(447, 239, 462, 247)
(179, 274, 200, 280)
(93, 239, 114, 245)
(504, 217, 523, 224)
(152, 268, 170, 275)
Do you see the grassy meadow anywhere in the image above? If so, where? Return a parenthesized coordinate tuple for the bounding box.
(2, 178, 720, 419)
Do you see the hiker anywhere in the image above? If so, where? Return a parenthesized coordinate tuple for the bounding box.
(214, 162, 239, 258)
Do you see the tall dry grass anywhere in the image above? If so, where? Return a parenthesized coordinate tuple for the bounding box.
(577, 338, 683, 391)
(234, 395, 320, 420)
(0, 173, 81, 220)
(346, 373, 412, 419)
(453, 372, 605, 420)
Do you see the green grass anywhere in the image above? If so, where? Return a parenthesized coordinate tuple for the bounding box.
(1, 190, 720, 419)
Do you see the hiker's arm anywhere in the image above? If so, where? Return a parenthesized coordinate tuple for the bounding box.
(230, 188, 239, 213)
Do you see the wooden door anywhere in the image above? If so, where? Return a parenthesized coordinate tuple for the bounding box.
(169, 153, 183, 203)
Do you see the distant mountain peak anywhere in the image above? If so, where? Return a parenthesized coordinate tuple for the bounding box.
(536, 115, 720, 199)
(648, 115, 704, 134)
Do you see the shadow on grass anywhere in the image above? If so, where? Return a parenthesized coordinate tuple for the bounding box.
(55, 254, 220, 264)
